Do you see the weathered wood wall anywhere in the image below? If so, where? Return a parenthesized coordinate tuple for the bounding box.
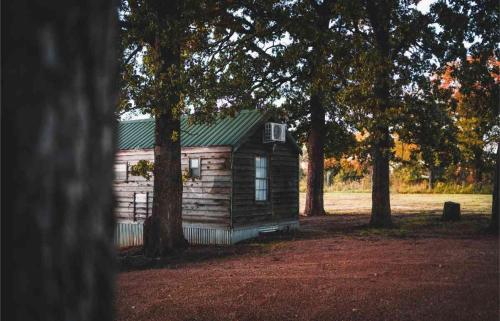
(115, 132, 299, 231)
(114, 146, 232, 228)
(232, 126, 299, 227)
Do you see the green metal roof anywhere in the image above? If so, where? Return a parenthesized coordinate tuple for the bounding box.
(118, 110, 266, 150)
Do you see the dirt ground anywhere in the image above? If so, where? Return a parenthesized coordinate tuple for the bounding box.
(116, 194, 498, 321)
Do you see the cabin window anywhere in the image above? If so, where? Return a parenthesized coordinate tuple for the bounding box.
(114, 162, 128, 181)
(255, 156, 268, 201)
(189, 158, 201, 178)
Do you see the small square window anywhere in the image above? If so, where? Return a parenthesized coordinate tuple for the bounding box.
(189, 158, 201, 178)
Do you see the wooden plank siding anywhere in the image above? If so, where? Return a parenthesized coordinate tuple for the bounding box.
(231, 125, 299, 228)
(114, 129, 299, 231)
(114, 146, 232, 228)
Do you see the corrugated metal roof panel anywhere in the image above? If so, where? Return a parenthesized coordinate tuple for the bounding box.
(118, 119, 155, 150)
(118, 110, 265, 150)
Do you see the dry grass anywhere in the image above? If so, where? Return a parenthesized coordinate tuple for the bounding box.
(300, 192, 492, 215)
(299, 192, 493, 239)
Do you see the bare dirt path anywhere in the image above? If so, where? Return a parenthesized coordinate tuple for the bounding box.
(116, 194, 498, 321)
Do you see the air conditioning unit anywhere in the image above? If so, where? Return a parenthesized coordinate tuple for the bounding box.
(264, 122, 286, 143)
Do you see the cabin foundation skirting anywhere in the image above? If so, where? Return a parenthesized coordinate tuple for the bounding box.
(115, 222, 144, 248)
(184, 220, 300, 245)
(115, 220, 300, 248)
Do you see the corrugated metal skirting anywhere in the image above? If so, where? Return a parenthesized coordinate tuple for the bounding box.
(115, 224, 232, 247)
(114, 220, 300, 248)
(115, 222, 144, 248)
(183, 227, 231, 245)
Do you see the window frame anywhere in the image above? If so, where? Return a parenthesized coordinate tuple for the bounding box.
(188, 157, 201, 179)
(254, 155, 269, 202)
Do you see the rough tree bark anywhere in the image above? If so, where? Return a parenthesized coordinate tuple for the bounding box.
(367, 1, 393, 228)
(144, 110, 187, 256)
(3, 1, 118, 320)
(142, 1, 187, 256)
(304, 6, 329, 217)
(490, 141, 499, 233)
(369, 69, 393, 227)
(370, 126, 393, 227)
(304, 94, 326, 216)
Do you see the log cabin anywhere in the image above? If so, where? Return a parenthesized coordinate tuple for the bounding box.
(114, 109, 300, 246)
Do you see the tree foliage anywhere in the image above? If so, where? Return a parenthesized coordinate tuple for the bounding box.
(118, 0, 499, 235)
(334, 0, 442, 226)
(432, 0, 499, 229)
(119, 0, 223, 256)
(186, 0, 359, 215)
(397, 77, 460, 188)
(130, 160, 154, 180)
(119, 0, 221, 119)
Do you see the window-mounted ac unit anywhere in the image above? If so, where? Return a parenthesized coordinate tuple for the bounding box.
(264, 122, 286, 143)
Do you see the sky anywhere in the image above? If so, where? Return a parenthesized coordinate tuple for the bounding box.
(416, 0, 435, 14)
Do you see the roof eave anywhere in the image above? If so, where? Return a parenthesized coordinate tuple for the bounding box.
(232, 112, 302, 155)
(232, 112, 273, 153)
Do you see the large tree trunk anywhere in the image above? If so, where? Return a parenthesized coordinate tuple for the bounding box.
(370, 126, 393, 227)
(303, 7, 330, 217)
(490, 144, 499, 233)
(366, 1, 393, 228)
(369, 68, 393, 227)
(144, 111, 187, 256)
(143, 4, 187, 256)
(304, 95, 326, 216)
(3, 1, 118, 320)
(368, 69, 393, 226)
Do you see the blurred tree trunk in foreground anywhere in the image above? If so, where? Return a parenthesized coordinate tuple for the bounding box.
(2, 0, 118, 320)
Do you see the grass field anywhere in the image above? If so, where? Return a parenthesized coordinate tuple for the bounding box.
(300, 192, 492, 215)
(299, 192, 493, 238)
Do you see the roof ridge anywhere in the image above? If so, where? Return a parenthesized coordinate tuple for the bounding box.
(119, 118, 154, 124)
(118, 109, 262, 124)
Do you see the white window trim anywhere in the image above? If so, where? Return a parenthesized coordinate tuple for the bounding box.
(255, 155, 268, 202)
(189, 158, 201, 178)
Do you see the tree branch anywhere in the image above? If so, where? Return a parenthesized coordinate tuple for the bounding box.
(124, 46, 143, 65)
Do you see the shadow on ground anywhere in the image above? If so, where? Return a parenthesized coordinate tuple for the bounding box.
(118, 210, 493, 272)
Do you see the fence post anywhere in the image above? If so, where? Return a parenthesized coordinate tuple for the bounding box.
(125, 161, 129, 183)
